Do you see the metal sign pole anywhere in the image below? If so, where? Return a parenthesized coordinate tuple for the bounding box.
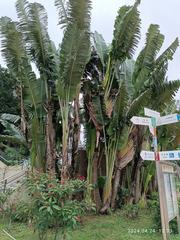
(151, 117, 170, 240)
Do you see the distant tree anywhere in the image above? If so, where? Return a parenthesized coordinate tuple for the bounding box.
(0, 66, 19, 114)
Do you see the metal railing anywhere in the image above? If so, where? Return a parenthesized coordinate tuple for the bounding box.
(0, 170, 26, 192)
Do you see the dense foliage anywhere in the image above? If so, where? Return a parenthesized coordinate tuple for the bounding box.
(0, 1, 179, 234)
(4, 173, 94, 240)
(0, 66, 19, 115)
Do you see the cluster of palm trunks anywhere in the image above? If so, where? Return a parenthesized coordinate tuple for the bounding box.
(0, 0, 180, 213)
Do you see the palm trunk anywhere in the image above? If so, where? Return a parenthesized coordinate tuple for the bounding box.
(20, 85, 27, 139)
(130, 158, 142, 204)
(71, 98, 80, 175)
(100, 138, 118, 214)
(74, 150, 88, 178)
(111, 167, 121, 209)
(46, 104, 56, 173)
(134, 163, 141, 203)
(31, 117, 46, 171)
(92, 145, 102, 210)
(60, 100, 69, 180)
(111, 143, 135, 209)
(129, 125, 144, 203)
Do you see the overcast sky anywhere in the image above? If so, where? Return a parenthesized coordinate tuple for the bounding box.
(0, 0, 180, 98)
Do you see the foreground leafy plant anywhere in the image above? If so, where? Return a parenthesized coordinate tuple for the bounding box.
(124, 203, 140, 219)
(25, 173, 94, 240)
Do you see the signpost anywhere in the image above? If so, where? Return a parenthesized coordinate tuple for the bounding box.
(144, 107, 160, 118)
(140, 150, 180, 161)
(157, 114, 180, 126)
(131, 108, 180, 240)
(130, 116, 151, 126)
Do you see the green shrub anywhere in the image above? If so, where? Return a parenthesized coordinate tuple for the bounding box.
(0, 190, 13, 213)
(116, 187, 130, 208)
(3, 145, 28, 165)
(0, 193, 7, 208)
(2, 173, 94, 240)
(147, 192, 159, 212)
(124, 203, 140, 219)
(25, 172, 94, 240)
(10, 201, 32, 223)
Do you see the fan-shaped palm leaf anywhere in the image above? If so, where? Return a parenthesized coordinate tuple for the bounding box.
(93, 31, 109, 68)
(111, 1, 141, 62)
(57, 0, 91, 101)
(55, 0, 68, 28)
(133, 24, 164, 92)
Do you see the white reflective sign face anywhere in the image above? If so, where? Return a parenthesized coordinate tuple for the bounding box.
(132, 113, 180, 127)
(140, 150, 180, 161)
(144, 108, 160, 118)
(131, 116, 151, 126)
(157, 114, 178, 126)
(159, 151, 180, 161)
(140, 151, 155, 160)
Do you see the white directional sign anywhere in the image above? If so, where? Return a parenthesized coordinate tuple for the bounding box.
(144, 108, 160, 118)
(157, 114, 180, 126)
(140, 150, 180, 161)
(131, 116, 151, 126)
(132, 112, 180, 127)
(159, 151, 180, 161)
(140, 151, 155, 160)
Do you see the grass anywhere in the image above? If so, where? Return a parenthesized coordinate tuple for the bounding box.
(0, 210, 180, 240)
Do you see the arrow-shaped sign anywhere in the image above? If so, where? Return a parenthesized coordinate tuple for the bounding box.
(157, 114, 180, 126)
(132, 113, 180, 127)
(144, 108, 160, 118)
(131, 116, 151, 126)
(140, 151, 155, 161)
(141, 150, 180, 161)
